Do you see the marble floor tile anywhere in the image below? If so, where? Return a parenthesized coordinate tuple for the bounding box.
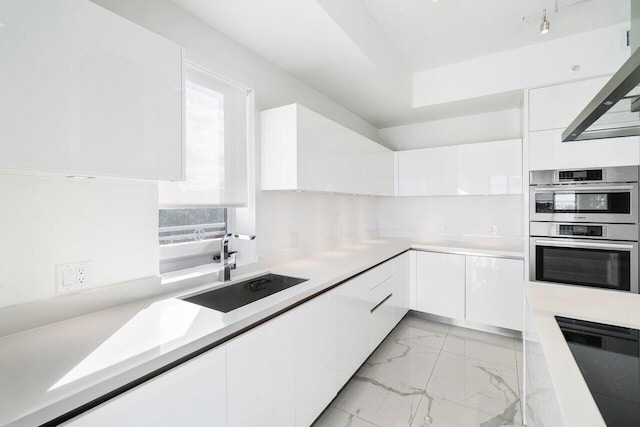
(331, 316, 527, 427)
(362, 338, 440, 391)
(410, 394, 524, 427)
(312, 406, 379, 427)
(388, 316, 450, 351)
(425, 351, 520, 420)
(443, 327, 518, 369)
(333, 374, 424, 427)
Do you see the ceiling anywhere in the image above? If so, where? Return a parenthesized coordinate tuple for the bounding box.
(171, 0, 630, 128)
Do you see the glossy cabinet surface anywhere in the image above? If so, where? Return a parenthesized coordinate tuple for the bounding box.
(261, 104, 394, 196)
(529, 129, 640, 170)
(415, 251, 466, 320)
(465, 256, 524, 331)
(227, 311, 296, 427)
(0, 0, 184, 180)
(398, 139, 522, 196)
(295, 292, 337, 427)
(528, 77, 608, 132)
(62, 346, 226, 427)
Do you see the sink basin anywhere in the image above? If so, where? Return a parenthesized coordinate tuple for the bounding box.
(183, 274, 308, 313)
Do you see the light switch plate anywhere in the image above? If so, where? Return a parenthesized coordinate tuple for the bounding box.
(56, 261, 91, 294)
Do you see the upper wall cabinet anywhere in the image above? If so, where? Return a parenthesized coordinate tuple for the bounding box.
(528, 77, 608, 132)
(0, 0, 184, 180)
(261, 104, 394, 196)
(398, 139, 522, 196)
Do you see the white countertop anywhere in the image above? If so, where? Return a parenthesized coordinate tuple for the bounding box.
(526, 282, 640, 427)
(0, 238, 523, 426)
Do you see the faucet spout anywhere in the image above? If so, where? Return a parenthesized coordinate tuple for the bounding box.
(218, 233, 256, 282)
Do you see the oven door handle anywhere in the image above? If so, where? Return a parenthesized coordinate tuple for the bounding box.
(534, 239, 635, 250)
(533, 185, 634, 193)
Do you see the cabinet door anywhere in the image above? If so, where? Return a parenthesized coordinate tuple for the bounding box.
(297, 105, 363, 194)
(529, 77, 608, 132)
(415, 251, 465, 320)
(295, 292, 337, 427)
(457, 139, 522, 195)
(0, 0, 183, 180)
(398, 147, 457, 196)
(361, 141, 394, 196)
(393, 252, 410, 323)
(62, 346, 226, 427)
(227, 311, 296, 427)
(529, 129, 640, 170)
(466, 256, 524, 331)
(336, 273, 374, 388)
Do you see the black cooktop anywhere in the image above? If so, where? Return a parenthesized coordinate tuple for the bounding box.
(556, 316, 640, 427)
(183, 273, 308, 313)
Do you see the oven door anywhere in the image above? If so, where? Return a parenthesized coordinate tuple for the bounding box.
(530, 183, 638, 223)
(530, 237, 639, 292)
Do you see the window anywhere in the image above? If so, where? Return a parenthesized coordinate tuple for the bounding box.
(159, 58, 251, 272)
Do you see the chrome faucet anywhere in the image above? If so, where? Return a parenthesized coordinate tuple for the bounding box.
(218, 233, 256, 281)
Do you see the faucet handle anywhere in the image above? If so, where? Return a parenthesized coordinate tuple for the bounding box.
(232, 233, 256, 241)
(228, 251, 238, 269)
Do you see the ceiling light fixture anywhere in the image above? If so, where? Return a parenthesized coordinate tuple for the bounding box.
(540, 9, 550, 34)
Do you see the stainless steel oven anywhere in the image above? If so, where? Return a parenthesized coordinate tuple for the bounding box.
(530, 223, 639, 293)
(530, 166, 638, 224)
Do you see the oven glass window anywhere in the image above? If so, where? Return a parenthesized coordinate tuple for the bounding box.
(535, 192, 630, 214)
(536, 246, 631, 291)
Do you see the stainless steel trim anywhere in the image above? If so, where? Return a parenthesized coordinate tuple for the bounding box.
(532, 239, 634, 250)
(529, 222, 639, 241)
(529, 237, 639, 293)
(530, 166, 638, 185)
(407, 311, 522, 338)
(562, 47, 640, 142)
(533, 185, 634, 192)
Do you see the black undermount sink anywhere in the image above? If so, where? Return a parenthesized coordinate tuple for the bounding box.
(182, 274, 308, 313)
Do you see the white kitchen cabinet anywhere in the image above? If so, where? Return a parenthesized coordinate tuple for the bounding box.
(393, 252, 411, 323)
(529, 129, 640, 170)
(261, 104, 394, 196)
(465, 256, 524, 331)
(295, 292, 337, 427)
(227, 311, 296, 427)
(528, 77, 608, 132)
(398, 139, 522, 196)
(0, 0, 184, 180)
(62, 345, 226, 427)
(415, 251, 466, 320)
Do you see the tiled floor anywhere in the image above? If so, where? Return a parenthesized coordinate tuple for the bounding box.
(313, 314, 524, 427)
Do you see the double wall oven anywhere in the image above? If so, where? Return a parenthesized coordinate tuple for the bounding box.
(529, 166, 640, 293)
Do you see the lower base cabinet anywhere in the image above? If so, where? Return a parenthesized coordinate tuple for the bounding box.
(466, 256, 524, 331)
(415, 251, 466, 320)
(227, 310, 296, 427)
(413, 250, 524, 332)
(295, 292, 337, 427)
(64, 253, 410, 427)
(61, 345, 227, 427)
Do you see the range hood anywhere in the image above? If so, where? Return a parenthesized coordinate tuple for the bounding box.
(563, 2, 640, 142)
(562, 46, 640, 142)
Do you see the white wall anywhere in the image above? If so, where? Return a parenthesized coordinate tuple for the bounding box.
(379, 109, 522, 150)
(0, 175, 158, 307)
(378, 195, 523, 244)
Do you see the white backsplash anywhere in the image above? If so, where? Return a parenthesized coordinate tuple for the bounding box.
(378, 194, 524, 245)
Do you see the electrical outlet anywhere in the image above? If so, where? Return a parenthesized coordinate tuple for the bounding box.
(490, 224, 500, 235)
(440, 223, 449, 233)
(290, 231, 299, 247)
(56, 261, 91, 294)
